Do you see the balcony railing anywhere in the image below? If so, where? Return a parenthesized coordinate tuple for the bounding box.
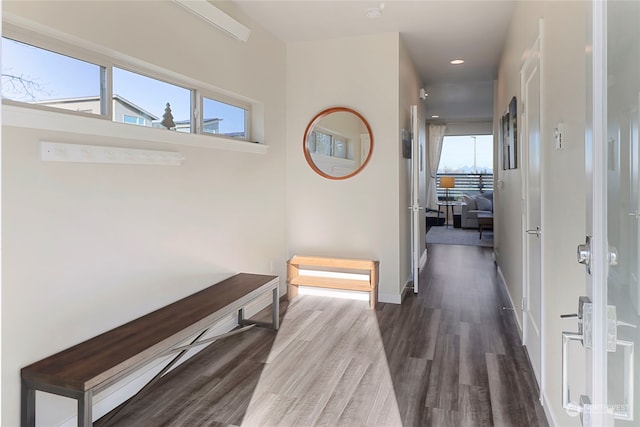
(436, 173, 494, 201)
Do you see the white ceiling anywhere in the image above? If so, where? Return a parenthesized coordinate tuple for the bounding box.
(232, 0, 516, 123)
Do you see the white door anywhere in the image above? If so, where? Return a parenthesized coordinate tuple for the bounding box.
(573, 1, 640, 425)
(410, 105, 421, 293)
(521, 26, 544, 387)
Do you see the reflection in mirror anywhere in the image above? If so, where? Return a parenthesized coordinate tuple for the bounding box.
(303, 107, 373, 179)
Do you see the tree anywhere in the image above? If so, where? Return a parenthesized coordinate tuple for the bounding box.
(1, 72, 51, 101)
(160, 102, 175, 130)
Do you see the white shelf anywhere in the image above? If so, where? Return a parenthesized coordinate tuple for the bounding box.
(3, 104, 269, 155)
(40, 141, 185, 165)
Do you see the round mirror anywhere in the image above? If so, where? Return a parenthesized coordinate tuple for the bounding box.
(303, 107, 373, 180)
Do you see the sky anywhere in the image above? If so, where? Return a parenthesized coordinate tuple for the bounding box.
(1, 37, 244, 134)
(438, 135, 494, 173)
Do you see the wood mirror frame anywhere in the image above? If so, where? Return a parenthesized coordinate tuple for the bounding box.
(303, 107, 374, 180)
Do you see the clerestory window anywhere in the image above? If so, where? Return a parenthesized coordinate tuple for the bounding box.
(1, 36, 251, 142)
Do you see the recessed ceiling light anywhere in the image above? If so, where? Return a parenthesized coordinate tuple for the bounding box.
(432, 115, 440, 118)
(366, 2, 384, 18)
(366, 7, 381, 18)
(450, 59, 465, 65)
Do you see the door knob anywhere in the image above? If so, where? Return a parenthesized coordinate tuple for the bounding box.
(577, 235, 592, 274)
(608, 245, 618, 266)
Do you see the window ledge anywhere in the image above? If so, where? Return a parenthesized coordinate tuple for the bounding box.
(2, 104, 269, 155)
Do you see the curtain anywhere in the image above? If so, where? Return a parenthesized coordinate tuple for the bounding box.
(426, 124, 447, 210)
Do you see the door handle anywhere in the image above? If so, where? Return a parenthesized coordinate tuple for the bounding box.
(526, 226, 541, 237)
(562, 296, 594, 421)
(612, 339, 635, 421)
(562, 331, 588, 415)
(605, 305, 635, 421)
(560, 313, 579, 319)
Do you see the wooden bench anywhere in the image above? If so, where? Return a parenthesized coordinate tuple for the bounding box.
(21, 273, 279, 427)
(287, 256, 379, 309)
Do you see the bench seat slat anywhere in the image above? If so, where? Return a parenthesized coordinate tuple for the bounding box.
(289, 276, 373, 292)
(21, 273, 278, 392)
(288, 255, 376, 271)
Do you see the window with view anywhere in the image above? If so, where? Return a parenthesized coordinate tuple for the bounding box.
(1, 37, 104, 114)
(113, 67, 191, 132)
(2, 36, 252, 143)
(437, 135, 494, 200)
(202, 97, 247, 139)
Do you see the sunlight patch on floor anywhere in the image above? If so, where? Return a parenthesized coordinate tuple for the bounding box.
(242, 295, 402, 426)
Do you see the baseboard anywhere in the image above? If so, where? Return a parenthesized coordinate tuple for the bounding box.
(541, 389, 559, 427)
(382, 255, 427, 305)
(497, 265, 523, 338)
(379, 291, 402, 304)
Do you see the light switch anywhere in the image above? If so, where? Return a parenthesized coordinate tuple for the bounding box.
(554, 123, 566, 150)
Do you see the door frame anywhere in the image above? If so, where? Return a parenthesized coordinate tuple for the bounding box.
(410, 104, 421, 293)
(583, 0, 608, 424)
(520, 18, 545, 396)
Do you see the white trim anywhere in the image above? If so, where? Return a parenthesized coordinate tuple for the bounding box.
(520, 19, 545, 395)
(589, 1, 610, 424)
(378, 292, 402, 305)
(497, 265, 523, 337)
(541, 389, 560, 427)
(173, 0, 251, 42)
(539, 17, 547, 406)
(3, 104, 268, 155)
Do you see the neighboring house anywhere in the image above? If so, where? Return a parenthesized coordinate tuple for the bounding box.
(34, 95, 159, 126)
(172, 117, 222, 134)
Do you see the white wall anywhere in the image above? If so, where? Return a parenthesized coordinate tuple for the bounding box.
(286, 33, 411, 302)
(496, 1, 588, 425)
(2, 1, 287, 426)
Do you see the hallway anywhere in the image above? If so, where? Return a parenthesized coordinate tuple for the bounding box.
(97, 244, 547, 426)
(376, 243, 547, 425)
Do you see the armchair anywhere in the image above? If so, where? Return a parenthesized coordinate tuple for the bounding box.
(460, 193, 493, 229)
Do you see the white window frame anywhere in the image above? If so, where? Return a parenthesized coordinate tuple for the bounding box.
(2, 18, 263, 154)
(200, 92, 251, 141)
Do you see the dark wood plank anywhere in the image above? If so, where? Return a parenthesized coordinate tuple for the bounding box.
(96, 244, 548, 426)
(380, 244, 547, 426)
(95, 327, 277, 426)
(22, 273, 277, 391)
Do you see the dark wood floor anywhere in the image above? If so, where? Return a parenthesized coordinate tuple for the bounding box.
(96, 244, 548, 426)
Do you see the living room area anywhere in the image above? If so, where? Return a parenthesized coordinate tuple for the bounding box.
(426, 132, 494, 248)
